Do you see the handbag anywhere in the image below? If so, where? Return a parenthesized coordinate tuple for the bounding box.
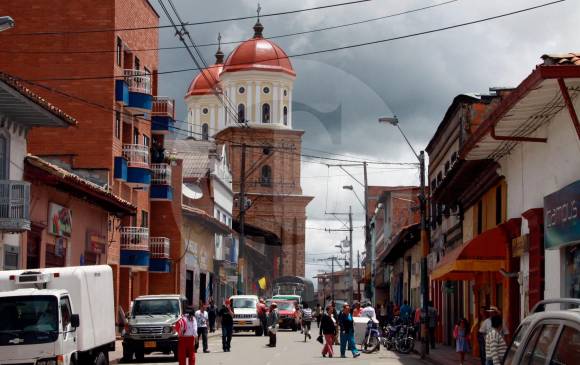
(317, 334, 324, 344)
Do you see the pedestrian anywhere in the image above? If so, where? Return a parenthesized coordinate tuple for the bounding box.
(360, 301, 376, 321)
(266, 302, 279, 347)
(478, 307, 491, 365)
(175, 307, 197, 365)
(295, 301, 303, 334)
(352, 302, 361, 317)
(428, 300, 438, 349)
(400, 300, 412, 323)
(485, 315, 507, 365)
(315, 303, 322, 328)
(337, 303, 360, 358)
(454, 318, 471, 365)
(413, 306, 422, 342)
(301, 302, 313, 341)
(218, 298, 234, 352)
(194, 303, 210, 353)
(207, 299, 217, 333)
(257, 298, 268, 336)
(320, 305, 337, 358)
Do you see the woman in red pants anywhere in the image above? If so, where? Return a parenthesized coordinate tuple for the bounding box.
(319, 305, 337, 358)
(176, 308, 198, 365)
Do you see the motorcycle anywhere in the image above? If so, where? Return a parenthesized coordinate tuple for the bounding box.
(395, 323, 415, 354)
(361, 320, 382, 353)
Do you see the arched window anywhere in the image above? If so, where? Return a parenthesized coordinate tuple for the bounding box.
(201, 123, 209, 140)
(260, 165, 272, 187)
(262, 103, 270, 123)
(283, 106, 288, 125)
(237, 104, 245, 123)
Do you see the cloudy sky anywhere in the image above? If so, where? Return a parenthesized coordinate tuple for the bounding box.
(151, 0, 579, 281)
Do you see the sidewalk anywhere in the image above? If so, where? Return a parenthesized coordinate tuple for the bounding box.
(413, 345, 479, 365)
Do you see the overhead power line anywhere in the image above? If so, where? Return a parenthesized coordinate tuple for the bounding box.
(2, 0, 459, 55)
(21, 0, 566, 83)
(5, 0, 372, 36)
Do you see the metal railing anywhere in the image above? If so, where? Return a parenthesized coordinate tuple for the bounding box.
(0, 181, 30, 231)
(151, 163, 171, 185)
(152, 97, 175, 118)
(124, 69, 151, 94)
(150, 237, 170, 259)
(120, 227, 149, 251)
(123, 144, 149, 168)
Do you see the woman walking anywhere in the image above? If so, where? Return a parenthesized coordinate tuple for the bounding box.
(454, 318, 471, 365)
(320, 305, 336, 358)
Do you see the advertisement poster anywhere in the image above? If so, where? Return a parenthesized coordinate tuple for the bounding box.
(48, 203, 72, 237)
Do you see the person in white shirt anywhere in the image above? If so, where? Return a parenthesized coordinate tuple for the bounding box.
(195, 304, 209, 353)
(177, 308, 197, 365)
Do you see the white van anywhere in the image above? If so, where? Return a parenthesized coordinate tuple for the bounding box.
(230, 295, 262, 335)
(0, 266, 116, 364)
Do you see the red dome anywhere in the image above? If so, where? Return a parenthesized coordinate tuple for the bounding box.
(222, 23, 295, 77)
(185, 64, 223, 97)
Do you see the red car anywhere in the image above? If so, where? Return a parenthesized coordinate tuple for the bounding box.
(270, 300, 299, 331)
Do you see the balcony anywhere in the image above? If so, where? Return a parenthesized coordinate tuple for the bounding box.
(149, 237, 171, 272)
(151, 97, 175, 134)
(120, 227, 150, 267)
(150, 163, 173, 201)
(0, 181, 30, 232)
(123, 144, 151, 185)
(115, 69, 153, 111)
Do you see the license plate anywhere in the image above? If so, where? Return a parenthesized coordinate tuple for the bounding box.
(241, 321, 252, 325)
(144, 341, 156, 348)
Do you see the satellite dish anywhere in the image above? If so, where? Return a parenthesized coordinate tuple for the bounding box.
(182, 183, 203, 199)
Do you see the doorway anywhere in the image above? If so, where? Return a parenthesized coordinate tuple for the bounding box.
(27, 224, 42, 269)
(199, 272, 207, 305)
(186, 270, 194, 305)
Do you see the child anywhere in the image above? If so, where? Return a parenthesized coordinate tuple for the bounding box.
(454, 318, 471, 365)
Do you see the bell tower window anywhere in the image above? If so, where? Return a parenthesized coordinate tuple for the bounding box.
(260, 165, 272, 187)
(283, 106, 288, 125)
(238, 104, 245, 123)
(201, 123, 209, 140)
(262, 103, 270, 123)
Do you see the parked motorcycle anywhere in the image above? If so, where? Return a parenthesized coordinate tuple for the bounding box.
(395, 323, 415, 354)
(362, 320, 382, 353)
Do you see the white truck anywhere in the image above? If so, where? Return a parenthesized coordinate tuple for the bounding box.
(230, 295, 262, 335)
(0, 265, 116, 365)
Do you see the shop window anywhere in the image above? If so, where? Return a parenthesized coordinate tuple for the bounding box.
(115, 111, 121, 140)
(262, 103, 270, 123)
(237, 104, 245, 123)
(495, 185, 502, 225)
(116, 37, 123, 67)
(477, 200, 483, 234)
(260, 165, 272, 186)
(201, 124, 209, 140)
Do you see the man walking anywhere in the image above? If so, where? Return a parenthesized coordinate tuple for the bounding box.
(175, 308, 197, 365)
(257, 298, 268, 336)
(218, 299, 234, 352)
(194, 303, 210, 353)
(266, 302, 279, 347)
(337, 303, 360, 359)
(207, 299, 217, 333)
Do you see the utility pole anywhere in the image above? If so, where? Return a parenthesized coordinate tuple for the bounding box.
(348, 205, 353, 304)
(363, 161, 374, 305)
(357, 250, 361, 301)
(418, 150, 430, 358)
(331, 257, 335, 302)
(238, 143, 247, 294)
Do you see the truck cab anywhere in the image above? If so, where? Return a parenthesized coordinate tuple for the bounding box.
(122, 294, 187, 362)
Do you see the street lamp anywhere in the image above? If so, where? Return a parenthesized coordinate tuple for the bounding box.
(379, 115, 429, 358)
(342, 185, 365, 211)
(0, 17, 15, 32)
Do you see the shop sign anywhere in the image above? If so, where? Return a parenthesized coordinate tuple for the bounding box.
(544, 180, 580, 249)
(86, 231, 106, 254)
(48, 203, 72, 237)
(512, 234, 529, 257)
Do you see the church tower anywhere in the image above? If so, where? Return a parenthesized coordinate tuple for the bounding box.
(184, 19, 311, 278)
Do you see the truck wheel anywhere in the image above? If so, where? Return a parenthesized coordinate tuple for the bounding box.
(94, 352, 108, 365)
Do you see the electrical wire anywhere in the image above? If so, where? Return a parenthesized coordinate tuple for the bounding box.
(2, 0, 459, 55)
(5, 0, 372, 36)
(19, 0, 566, 83)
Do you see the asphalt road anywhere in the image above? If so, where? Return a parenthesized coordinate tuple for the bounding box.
(112, 329, 428, 365)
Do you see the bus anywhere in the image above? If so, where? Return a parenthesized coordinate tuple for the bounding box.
(272, 276, 315, 307)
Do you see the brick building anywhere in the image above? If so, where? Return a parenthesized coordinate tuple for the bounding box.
(0, 0, 177, 312)
(184, 20, 313, 285)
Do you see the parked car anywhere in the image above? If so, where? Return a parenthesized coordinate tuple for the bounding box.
(273, 300, 299, 330)
(503, 298, 580, 364)
(230, 295, 262, 335)
(122, 294, 187, 362)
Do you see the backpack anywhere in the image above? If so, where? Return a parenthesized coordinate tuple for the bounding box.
(302, 308, 313, 321)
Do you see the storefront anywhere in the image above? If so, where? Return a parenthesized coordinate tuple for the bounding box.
(544, 180, 580, 300)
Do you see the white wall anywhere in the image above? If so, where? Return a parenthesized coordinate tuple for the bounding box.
(500, 95, 580, 300)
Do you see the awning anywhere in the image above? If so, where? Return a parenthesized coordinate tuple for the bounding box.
(431, 219, 521, 281)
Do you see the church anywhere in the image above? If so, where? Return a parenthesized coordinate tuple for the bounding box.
(184, 18, 312, 282)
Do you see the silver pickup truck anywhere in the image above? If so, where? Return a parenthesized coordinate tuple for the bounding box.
(122, 294, 188, 362)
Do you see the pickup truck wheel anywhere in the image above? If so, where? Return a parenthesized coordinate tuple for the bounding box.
(94, 352, 108, 365)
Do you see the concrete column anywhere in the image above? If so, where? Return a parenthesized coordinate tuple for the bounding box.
(255, 81, 261, 123)
(247, 82, 253, 123)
